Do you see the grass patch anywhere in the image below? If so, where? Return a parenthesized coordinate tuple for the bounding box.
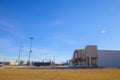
(0, 68, 120, 80)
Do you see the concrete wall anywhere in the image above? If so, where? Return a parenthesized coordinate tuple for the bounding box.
(85, 45, 98, 57)
(80, 49, 86, 59)
(98, 50, 120, 67)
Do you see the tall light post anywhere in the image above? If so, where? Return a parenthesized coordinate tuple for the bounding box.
(18, 42, 22, 65)
(28, 37, 34, 66)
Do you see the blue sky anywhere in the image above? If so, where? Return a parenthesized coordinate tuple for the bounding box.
(0, 0, 120, 63)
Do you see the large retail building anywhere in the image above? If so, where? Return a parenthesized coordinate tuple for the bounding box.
(70, 45, 120, 67)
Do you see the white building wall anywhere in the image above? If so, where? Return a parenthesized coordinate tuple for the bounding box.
(98, 50, 120, 67)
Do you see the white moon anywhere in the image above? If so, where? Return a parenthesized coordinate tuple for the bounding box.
(101, 30, 106, 34)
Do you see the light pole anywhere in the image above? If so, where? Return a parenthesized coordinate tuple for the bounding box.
(28, 37, 34, 66)
(18, 42, 22, 65)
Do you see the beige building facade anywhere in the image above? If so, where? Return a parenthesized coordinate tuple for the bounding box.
(10, 62, 18, 66)
(70, 45, 120, 67)
(70, 45, 98, 67)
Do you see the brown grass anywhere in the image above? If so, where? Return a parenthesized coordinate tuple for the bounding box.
(0, 68, 120, 80)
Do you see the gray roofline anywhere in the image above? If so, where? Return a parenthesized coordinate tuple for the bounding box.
(98, 50, 120, 51)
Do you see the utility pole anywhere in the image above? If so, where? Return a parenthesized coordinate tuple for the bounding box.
(45, 53, 47, 62)
(53, 56, 55, 63)
(18, 42, 22, 65)
(28, 37, 34, 66)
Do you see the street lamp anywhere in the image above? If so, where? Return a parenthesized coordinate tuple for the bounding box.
(18, 42, 22, 65)
(28, 37, 34, 66)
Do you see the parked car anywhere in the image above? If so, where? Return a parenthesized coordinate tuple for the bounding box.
(32, 62, 51, 67)
(0, 62, 3, 67)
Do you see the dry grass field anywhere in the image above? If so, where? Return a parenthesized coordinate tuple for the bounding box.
(0, 68, 120, 80)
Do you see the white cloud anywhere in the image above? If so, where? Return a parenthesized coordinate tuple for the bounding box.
(0, 38, 18, 61)
(36, 21, 65, 27)
(0, 21, 24, 37)
(50, 21, 64, 26)
(51, 34, 81, 45)
(0, 38, 12, 48)
(0, 40, 58, 62)
(0, 37, 70, 63)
